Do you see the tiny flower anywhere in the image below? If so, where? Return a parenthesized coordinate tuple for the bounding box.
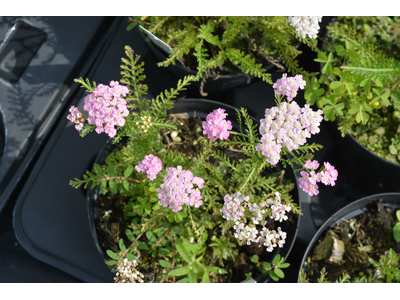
(318, 162, 338, 186)
(299, 160, 338, 195)
(304, 159, 319, 171)
(66, 106, 85, 131)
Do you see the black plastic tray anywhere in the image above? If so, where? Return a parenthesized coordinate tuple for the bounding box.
(0, 16, 115, 214)
(12, 16, 182, 283)
(12, 17, 400, 283)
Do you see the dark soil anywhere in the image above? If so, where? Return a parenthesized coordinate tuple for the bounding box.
(304, 199, 400, 282)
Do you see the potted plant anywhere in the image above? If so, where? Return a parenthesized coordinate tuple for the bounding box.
(298, 193, 400, 283)
(128, 16, 322, 98)
(304, 16, 400, 184)
(68, 46, 337, 283)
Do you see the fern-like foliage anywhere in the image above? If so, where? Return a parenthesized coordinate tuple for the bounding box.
(151, 75, 194, 119)
(328, 25, 400, 83)
(138, 16, 318, 82)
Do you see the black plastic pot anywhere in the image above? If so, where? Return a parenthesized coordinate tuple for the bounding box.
(87, 98, 301, 283)
(298, 192, 400, 282)
(335, 129, 400, 189)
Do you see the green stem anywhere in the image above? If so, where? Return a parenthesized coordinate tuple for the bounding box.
(100, 176, 140, 183)
(284, 149, 305, 169)
(238, 160, 267, 192)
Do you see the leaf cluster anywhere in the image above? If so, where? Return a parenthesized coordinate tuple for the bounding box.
(133, 16, 318, 83)
(250, 254, 290, 282)
(304, 20, 400, 140)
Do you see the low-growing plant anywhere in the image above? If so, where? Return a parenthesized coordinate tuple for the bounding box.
(128, 17, 321, 87)
(304, 17, 400, 163)
(68, 45, 336, 283)
(300, 249, 400, 283)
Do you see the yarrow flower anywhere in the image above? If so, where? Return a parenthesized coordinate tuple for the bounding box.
(299, 159, 338, 196)
(222, 192, 288, 252)
(157, 166, 204, 212)
(318, 162, 338, 187)
(272, 73, 306, 101)
(135, 154, 162, 181)
(259, 227, 287, 252)
(66, 106, 85, 131)
(265, 192, 291, 222)
(114, 258, 144, 283)
(256, 98, 323, 165)
(288, 16, 322, 39)
(202, 108, 233, 141)
(220, 192, 249, 222)
(76, 80, 130, 138)
(233, 222, 259, 245)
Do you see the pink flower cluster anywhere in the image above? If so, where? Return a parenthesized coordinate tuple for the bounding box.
(299, 160, 338, 196)
(272, 73, 306, 101)
(202, 108, 233, 141)
(256, 101, 323, 165)
(67, 106, 85, 131)
(157, 166, 204, 212)
(135, 154, 162, 181)
(83, 81, 130, 138)
(288, 16, 322, 39)
(220, 192, 249, 222)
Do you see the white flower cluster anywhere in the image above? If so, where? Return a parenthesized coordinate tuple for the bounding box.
(233, 222, 259, 245)
(259, 227, 287, 252)
(114, 258, 144, 283)
(265, 192, 291, 222)
(225, 192, 289, 252)
(220, 192, 249, 222)
(288, 16, 322, 39)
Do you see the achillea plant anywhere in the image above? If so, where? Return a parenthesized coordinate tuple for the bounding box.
(128, 16, 321, 85)
(69, 46, 336, 283)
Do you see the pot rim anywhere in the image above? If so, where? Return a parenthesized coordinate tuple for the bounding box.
(297, 192, 400, 282)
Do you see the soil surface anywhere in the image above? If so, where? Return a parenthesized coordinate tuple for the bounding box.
(304, 199, 400, 282)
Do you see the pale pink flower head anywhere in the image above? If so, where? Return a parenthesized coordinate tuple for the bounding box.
(272, 74, 307, 101)
(66, 105, 85, 131)
(77, 80, 130, 138)
(135, 154, 162, 181)
(202, 108, 233, 141)
(288, 16, 322, 39)
(304, 159, 319, 171)
(157, 166, 204, 212)
(318, 162, 338, 186)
